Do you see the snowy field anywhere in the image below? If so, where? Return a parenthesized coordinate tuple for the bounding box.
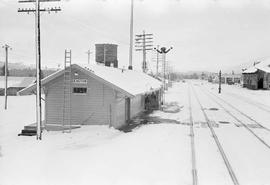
(0, 81, 270, 185)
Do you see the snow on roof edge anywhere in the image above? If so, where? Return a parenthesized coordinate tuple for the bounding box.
(18, 64, 162, 96)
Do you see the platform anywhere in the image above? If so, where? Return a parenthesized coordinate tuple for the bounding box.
(18, 123, 81, 136)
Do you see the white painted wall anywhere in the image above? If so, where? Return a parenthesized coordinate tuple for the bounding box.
(114, 94, 126, 128)
(44, 66, 147, 129)
(45, 67, 115, 126)
(130, 95, 144, 118)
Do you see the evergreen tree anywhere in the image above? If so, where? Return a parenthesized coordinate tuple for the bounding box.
(41, 70, 45, 79)
(1, 65, 9, 76)
(0, 65, 4, 76)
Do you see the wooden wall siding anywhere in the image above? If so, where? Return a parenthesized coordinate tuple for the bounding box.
(44, 66, 150, 128)
(114, 94, 145, 128)
(46, 75, 65, 125)
(266, 74, 270, 89)
(130, 95, 144, 118)
(243, 72, 270, 90)
(115, 94, 126, 128)
(243, 73, 258, 89)
(45, 67, 115, 126)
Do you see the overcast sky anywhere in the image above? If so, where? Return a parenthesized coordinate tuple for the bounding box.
(1, 0, 270, 72)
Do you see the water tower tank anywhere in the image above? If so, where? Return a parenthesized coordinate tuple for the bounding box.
(95, 44, 118, 67)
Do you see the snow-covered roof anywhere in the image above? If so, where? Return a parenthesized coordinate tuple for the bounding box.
(0, 76, 35, 89)
(242, 66, 258, 74)
(256, 63, 270, 73)
(80, 64, 162, 96)
(242, 59, 270, 74)
(19, 64, 162, 97)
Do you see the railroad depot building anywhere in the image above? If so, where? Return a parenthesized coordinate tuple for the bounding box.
(242, 61, 270, 90)
(19, 64, 162, 129)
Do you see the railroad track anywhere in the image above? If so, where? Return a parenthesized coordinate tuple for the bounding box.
(191, 83, 240, 185)
(188, 84, 198, 185)
(202, 86, 270, 132)
(224, 91, 270, 114)
(199, 86, 270, 150)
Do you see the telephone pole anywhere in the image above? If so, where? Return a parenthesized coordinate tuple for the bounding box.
(219, 70, 221, 94)
(135, 31, 153, 73)
(156, 45, 159, 76)
(18, 0, 61, 140)
(2, 44, 11, 110)
(128, 0, 134, 70)
(86, 49, 92, 64)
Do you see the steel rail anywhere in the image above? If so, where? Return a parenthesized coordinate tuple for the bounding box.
(200, 87, 270, 150)
(188, 83, 198, 185)
(203, 87, 270, 132)
(224, 91, 270, 114)
(191, 84, 240, 185)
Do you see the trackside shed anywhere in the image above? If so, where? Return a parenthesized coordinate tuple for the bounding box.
(19, 64, 162, 129)
(242, 61, 270, 90)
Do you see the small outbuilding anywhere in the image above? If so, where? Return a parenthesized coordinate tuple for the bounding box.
(0, 76, 35, 96)
(242, 61, 270, 90)
(222, 74, 241, 85)
(211, 74, 241, 84)
(19, 64, 162, 129)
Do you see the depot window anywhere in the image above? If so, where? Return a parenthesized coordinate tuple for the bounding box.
(73, 87, 87, 94)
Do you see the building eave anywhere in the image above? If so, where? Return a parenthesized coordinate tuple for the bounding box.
(18, 69, 65, 95)
(74, 64, 135, 97)
(18, 64, 135, 97)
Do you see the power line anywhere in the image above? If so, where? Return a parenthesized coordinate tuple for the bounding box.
(2, 44, 11, 110)
(135, 30, 153, 73)
(155, 45, 159, 75)
(128, 0, 134, 70)
(59, 16, 130, 46)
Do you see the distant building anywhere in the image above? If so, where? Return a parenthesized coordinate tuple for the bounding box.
(223, 74, 241, 85)
(211, 74, 241, 84)
(19, 64, 162, 129)
(242, 61, 270, 90)
(0, 76, 35, 96)
(95, 44, 118, 68)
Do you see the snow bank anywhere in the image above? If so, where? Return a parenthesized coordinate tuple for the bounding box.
(0, 94, 191, 185)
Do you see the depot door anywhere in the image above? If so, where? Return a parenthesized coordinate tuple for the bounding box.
(125, 97, 130, 122)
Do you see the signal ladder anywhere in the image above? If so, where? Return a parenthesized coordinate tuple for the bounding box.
(63, 49, 72, 133)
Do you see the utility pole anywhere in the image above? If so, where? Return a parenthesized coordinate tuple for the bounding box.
(156, 45, 159, 76)
(18, 0, 61, 140)
(219, 70, 221, 94)
(2, 44, 11, 110)
(128, 0, 134, 70)
(135, 31, 153, 73)
(86, 49, 92, 64)
(154, 46, 173, 107)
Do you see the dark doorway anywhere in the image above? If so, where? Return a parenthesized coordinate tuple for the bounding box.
(125, 97, 131, 122)
(258, 78, 264, 89)
(145, 92, 159, 110)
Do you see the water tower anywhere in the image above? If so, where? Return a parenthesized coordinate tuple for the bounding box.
(95, 44, 118, 68)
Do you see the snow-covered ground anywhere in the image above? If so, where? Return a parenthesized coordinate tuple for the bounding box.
(0, 81, 270, 185)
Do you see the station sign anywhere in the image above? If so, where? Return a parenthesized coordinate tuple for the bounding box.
(73, 79, 87, 84)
